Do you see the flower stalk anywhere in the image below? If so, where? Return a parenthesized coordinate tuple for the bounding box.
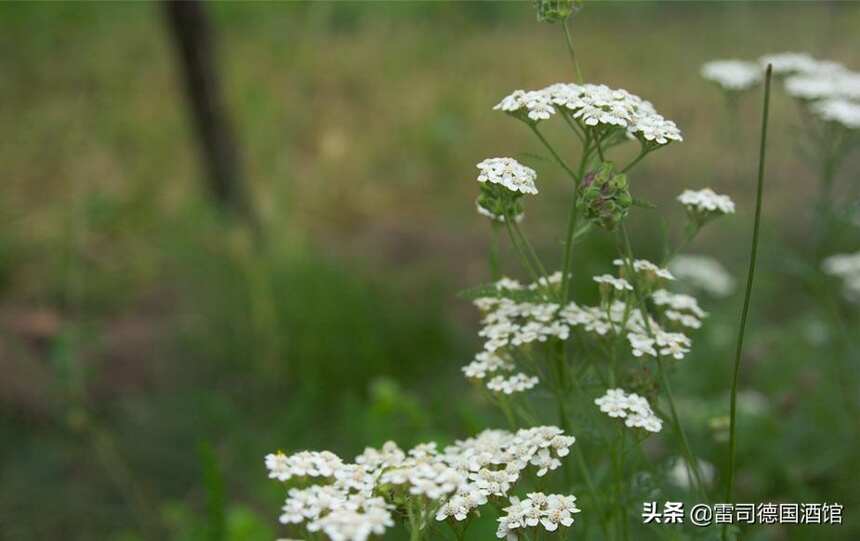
(724, 64, 773, 538)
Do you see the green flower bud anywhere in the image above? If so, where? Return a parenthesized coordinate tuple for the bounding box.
(477, 183, 525, 223)
(535, 0, 582, 23)
(577, 162, 632, 231)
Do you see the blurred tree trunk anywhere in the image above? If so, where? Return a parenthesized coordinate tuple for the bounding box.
(162, 0, 261, 238)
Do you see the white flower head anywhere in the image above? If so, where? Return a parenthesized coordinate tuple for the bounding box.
(477, 157, 539, 195)
(652, 289, 707, 329)
(613, 258, 676, 281)
(668, 457, 716, 489)
(595, 388, 662, 433)
(593, 274, 633, 292)
(496, 492, 581, 538)
(494, 89, 556, 123)
(701, 60, 762, 91)
(823, 251, 860, 302)
(759, 52, 820, 75)
(668, 255, 736, 297)
(785, 70, 860, 101)
(486, 372, 540, 395)
(678, 188, 736, 217)
(811, 98, 860, 130)
(497, 82, 683, 145)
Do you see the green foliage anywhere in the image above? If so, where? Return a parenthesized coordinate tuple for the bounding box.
(0, 2, 858, 540)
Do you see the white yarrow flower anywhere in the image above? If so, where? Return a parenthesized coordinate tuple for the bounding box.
(613, 258, 676, 280)
(594, 388, 662, 433)
(785, 70, 860, 101)
(477, 157, 539, 195)
(494, 89, 556, 122)
(668, 457, 716, 489)
(496, 493, 581, 538)
(811, 98, 860, 129)
(678, 188, 736, 215)
(823, 251, 860, 302)
(668, 255, 736, 297)
(701, 60, 762, 91)
(487, 373, 540, 394)
(759, 52, 820, 75)
(593, 274, 633, 291)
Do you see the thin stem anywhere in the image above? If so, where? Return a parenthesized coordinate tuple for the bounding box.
(562, 18, 584, 84)
(511, 219, 551, 286)
(619, 225, 707, 499)
(574, 444, 610, 539)
(561, 112, 585, 143)
(554, 384, 574, 489)
(724, 65, 772, 534)
(593, 129, 606, 162)
(530, 125, 581, 184)
(561, 130, 593, 302)
(489, 223, 501, 280)
(621, 145, 651, 174)
(560, 195, 580, 303)
(663, 223, 702, 265)
(504, 217, 543, 286)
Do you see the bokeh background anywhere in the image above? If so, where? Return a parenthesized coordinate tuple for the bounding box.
(2, 2, 859, 540)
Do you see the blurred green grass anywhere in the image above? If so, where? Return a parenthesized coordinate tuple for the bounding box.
(1, 2, 859, 540)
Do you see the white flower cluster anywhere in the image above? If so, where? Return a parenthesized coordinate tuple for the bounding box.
(475, 297, 570, 353)
(785, 69, 860, 102)
(766, 52, 860, 120)
(462, 351, 514, 379)
(668, 457, 716, 489)
(494, 89, 556, 122)
(495, 82, 683, 144)
(470, 270, 706, 372)
(626, 327, 691, 360)
(593, 274, 633, 291)
(668, 254, 736, 297)
(594, 388, 663, 433)
(267, 427, 575, 539)
(759, 52, 820, 75)
(822, 251, 860, 302)
(490, 272, 566, 293)
(266, 450, 344, 482)
(707, 51, 860, 129)
(496, 492, 581, 539)
(280, 486, 393, 541)
(677, 188, 736, 216)
(701, 60, 762, 91)
(486, 372, 540, 394)
(811, 98, 860, 130)
(613, 257, 676, 281)
(477, 157, 539, 195)
(652, 289, 707, 329)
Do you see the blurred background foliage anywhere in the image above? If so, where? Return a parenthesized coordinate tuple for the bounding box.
(1, 1, 859, 540)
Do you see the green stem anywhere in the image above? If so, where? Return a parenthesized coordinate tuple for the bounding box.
(724, 65, 772, 537)
(511, 219, 551, 287)
(530, 125, 581, 184)
(663, 223, 702, 265)
(594, 128, 606, 162)
(497, 394, 519, 429)
(408, 502, 421, 541)
(560, 132, 593, 302)
(621, 146, 651, 174)
(489, 222, 501, 280)
(619, 225, 708, 500)
(562, 17, 584, 84)
(561, 111, 585, 143)
(504, 216, 543, 287)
